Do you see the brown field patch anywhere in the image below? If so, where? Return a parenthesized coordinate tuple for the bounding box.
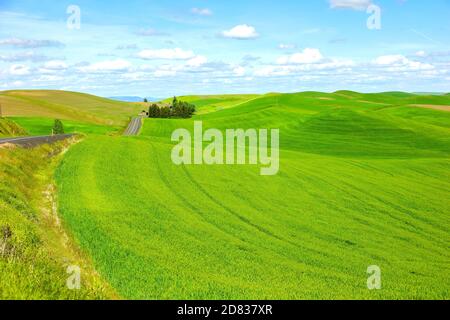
(357, 100, 389, 106)
(409, 104, 450, 112)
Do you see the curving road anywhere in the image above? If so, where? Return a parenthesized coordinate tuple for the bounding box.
(0, 134, 74, 148)
(123, 116, 143, 136)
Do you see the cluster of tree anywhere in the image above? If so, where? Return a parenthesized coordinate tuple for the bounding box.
(148, 97, 196, 119)
(52, 119, 65, 135)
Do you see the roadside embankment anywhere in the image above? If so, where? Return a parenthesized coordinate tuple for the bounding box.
(0, 137, 117, 299)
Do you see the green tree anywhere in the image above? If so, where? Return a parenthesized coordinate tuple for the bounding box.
(160, 106, 171, 118)
(187, 103, 196, 117)
(144, 98, 148, 103)
(53, 119, 64, 135)
(172, 101, 196, 118)
(148, 104, 160, 118)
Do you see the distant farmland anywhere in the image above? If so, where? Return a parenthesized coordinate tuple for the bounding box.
(0, 90, 143, 126)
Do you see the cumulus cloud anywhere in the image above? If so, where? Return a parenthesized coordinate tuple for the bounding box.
(191, 8, 213, 16)
(329, 0, 372, 10)
(254, 49, 355, 77)
(373, 55, 407, 65)
(138, 48, 195, 60)
(186, 55, 208, 67)
(222, 24, 259, 40)
(277, 48, 324, 65)
(0, 38, 64, 48)
(254, 58, 354, 77)
(373, 55, 434, 70)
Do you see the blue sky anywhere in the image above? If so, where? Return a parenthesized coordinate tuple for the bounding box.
(0, 0, 449, 97)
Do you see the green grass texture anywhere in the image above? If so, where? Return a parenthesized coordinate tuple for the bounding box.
(53, 91, 450, 299)
(0, 140, 115, 299)
(10, 117, 119, 136)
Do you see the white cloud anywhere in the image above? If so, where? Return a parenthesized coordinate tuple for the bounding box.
(79, 59, 131, 73)
(186, 55, 208, 67)
(222, 24, 259, 40)
(277, 48, 323, 65)
(373, 55, 434, 70)
(329, 0, 372, 11)
(191, 8, 213, 16)
(415, 51, 427, 57)
(373, 55, 407, 65)
(308, 59, 354, 70)
(138, 48, 195, 60)
(279, 44, 296, 50)
(233, 66, 246, 77)
(255, 57, 354, 77)
(9, 64, 30, 76)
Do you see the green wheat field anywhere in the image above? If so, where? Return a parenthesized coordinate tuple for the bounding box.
(1, 90, 449, 299)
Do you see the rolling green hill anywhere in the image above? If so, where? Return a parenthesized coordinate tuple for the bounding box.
(161, 94, 261, 114)
(0, 90, 143, 126)
(10, 117, 119, 136)
(54, 91, 450, 299)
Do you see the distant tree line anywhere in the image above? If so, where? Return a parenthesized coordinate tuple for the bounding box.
(147, 97, 196, 119)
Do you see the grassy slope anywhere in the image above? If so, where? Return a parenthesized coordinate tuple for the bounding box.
(55, 91, 450, 299)
(10, 117, 119, 136)
(161, 94, 261, 115)
(0, 117, 27, 137)
(0, 90, 143, 126)
(0, 140, 116, 299)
